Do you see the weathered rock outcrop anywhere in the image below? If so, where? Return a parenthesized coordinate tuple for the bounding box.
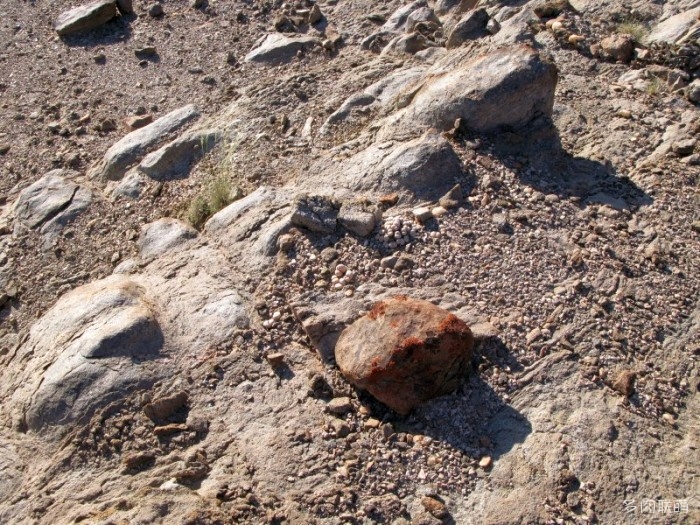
(91, 105, 200, 181)
(335, 296, 474, 414)
(3, 276, 163, 434)
(244, 34, 319, 65)
(379, 45, 558, 139)
(12, 170, 91, 237)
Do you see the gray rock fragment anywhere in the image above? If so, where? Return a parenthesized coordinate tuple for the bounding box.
(139, 128, 220, 180)
(290, 195, 338, 233)
(55, 0, 118, 36)
(244, 34, 318, 65)
(338, 201, 382, 237)
(446, 8, 490, 48)
(12, 170, 91, 237)
(91, 105, 200, 181)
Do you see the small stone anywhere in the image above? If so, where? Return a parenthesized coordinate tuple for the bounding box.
(672, 139, 696, 157)
(126, 115, 153, 129)
(153, 423, 188, 436)
(662, 413, 676, 426)
(439, 184, 462, 209)
(421, 496, 448, 519)
(600, 34, 634, 63)
(134, 46, 158, 59)
(691, 221, 700, 233)
(327, 397, 353, 415)
(122, 452, 155, 470)
(478, 456, 492, 469)
(431, 206, 448, 218)
(111, 251, 121, 264)
(148, 3, 164, 17)
(331, 418, 351, 438)
(364, 418, 381, 429)
(612, 370, 635, 396)
(413, 207, 433, 223)
(308, 4, 323, 25)
(190, 0, 205, 8)
(266, 352, 285, 366)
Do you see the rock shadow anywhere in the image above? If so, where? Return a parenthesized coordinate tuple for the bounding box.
(362, 336, 531, 461)
(466, 119, 653, 211)
(60, 13, 135, 48)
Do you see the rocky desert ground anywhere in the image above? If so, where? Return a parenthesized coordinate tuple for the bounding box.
(0, 0, 699, 523)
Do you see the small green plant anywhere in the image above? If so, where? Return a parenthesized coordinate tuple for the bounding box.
(646, 77, 665, 96)
(617, 21, 649, 43)
(185, 176, 237, 229)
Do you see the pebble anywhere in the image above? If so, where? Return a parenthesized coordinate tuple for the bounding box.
(413, 207, 433, 223)
(148, 3, 163, 17)
(478, 456, 492, 469)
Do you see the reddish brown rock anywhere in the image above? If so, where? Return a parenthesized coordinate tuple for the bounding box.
(335, 296, 474, 414)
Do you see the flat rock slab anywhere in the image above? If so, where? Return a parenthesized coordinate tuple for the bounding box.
(244, 34, 319, 65)
(13, 170, 91, 235)
(335, 296, 474, 414)
(92, 104, 200, 181)
(55, 0, 118, 36)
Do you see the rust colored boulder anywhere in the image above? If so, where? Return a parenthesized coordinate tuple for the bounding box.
(335, 296, 474, 414)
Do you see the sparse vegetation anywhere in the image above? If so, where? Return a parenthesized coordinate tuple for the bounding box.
(617, 20, 649, 43)
(646, 76, 666, 96)
(185, 175, 239, 229)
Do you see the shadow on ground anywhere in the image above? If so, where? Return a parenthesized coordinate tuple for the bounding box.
(60, 13, 135, 48)
(463, 118, 653, 211)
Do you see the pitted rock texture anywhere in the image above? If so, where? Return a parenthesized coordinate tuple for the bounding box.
(335, 296, 474, 414)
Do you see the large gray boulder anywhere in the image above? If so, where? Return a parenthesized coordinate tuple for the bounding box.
(378, 45, 558, 140)
(91, 105, 200, 181)
(55, 0, 118, 36)
(3, 275, 163, 433)
(647, 8, 700, 44)
(12, 170, 91, 236)
(244, 34, 319, 65)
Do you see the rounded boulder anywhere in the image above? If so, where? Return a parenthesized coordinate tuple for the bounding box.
(335, 296, 474, 414)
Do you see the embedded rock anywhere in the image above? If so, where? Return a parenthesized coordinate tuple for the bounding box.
(337, 132, 463, 199)
(338, 200, 382, 237)
(600, 34, 634, 63)
(381, 32, 437, 55)
(2, 276, 163, 434)
(290, 195, 338, 233)
(92, 105, 200, 181)
(647, 8, 700, 44)
(446, 8, 490, 48)
(379, 46, 558, 139)
(139, 128, 221, 180)
(434, 0, 479, 16)
(138, 218, 198, 260)
(55, 0, 118, 36)
(13, 170, 91, 236)
(244, 34, 318, 65)
(335, 296, 474, 414)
